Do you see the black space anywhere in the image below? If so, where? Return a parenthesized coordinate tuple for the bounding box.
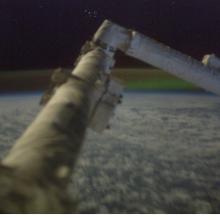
(1, 0, 220, 70)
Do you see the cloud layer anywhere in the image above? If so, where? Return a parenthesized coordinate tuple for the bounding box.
(0, 92, 220, 213)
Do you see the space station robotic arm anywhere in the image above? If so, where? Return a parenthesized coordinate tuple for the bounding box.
(1, 20, 220, 213)
(39, 19, 220, 134)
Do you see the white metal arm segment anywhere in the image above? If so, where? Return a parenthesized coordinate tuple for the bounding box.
(94, 20, 220, 96)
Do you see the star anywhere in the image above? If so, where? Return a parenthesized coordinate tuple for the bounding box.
(84, 9, 98, 19)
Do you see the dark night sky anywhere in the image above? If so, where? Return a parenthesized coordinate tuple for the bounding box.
(1, 0, 220, 70)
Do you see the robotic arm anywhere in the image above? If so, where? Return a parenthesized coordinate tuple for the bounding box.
(41, 20, 220, 133)
(2, 20, 220, 213)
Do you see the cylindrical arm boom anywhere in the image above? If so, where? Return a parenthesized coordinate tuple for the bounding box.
(0, 46, 115, 213)
(125, 32, 220, 95)
(3, 48, 112, 181)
